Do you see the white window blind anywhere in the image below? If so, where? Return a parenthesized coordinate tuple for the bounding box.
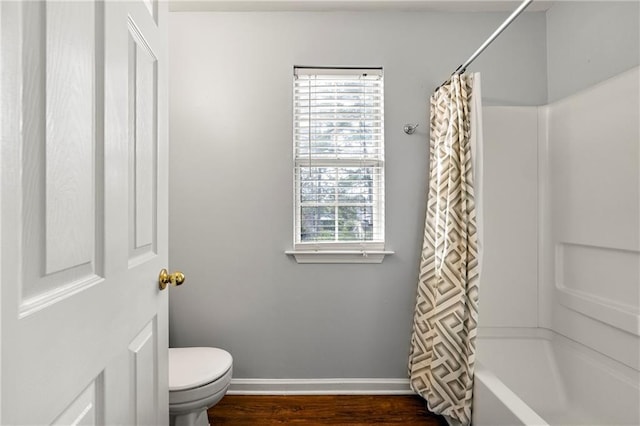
(293, 67, 385, 249)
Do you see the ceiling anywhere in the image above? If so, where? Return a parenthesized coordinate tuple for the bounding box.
(169, 0, 554, 13)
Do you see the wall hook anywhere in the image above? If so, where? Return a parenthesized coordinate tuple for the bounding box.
(404, 123, 419, 135)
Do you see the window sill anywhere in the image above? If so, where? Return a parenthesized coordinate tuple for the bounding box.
(285, 250, 395, 264)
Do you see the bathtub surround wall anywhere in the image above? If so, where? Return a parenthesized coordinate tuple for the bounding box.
(545, 67, 640, 370)
(168, 10, 547, 382)
(479, 107, 539, 329)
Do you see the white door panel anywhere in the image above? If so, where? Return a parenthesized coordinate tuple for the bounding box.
(129, 15, 159, 264)
(1, 0, 169, 424)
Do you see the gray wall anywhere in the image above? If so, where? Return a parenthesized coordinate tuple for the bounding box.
(168, 11, 547, 379)
(546, 1, 640, 102)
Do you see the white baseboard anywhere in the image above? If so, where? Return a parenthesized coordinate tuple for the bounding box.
(228, 378, 413, 395)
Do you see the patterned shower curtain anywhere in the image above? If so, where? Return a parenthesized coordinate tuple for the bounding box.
(408, 73, 481, 426)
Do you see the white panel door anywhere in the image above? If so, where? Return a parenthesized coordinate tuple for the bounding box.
(0, 0, 169, 424)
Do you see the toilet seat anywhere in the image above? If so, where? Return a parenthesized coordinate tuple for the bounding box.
(169, 347, 233, 391)
(169, 365, 232, 409)
(169, 347, 233, 415)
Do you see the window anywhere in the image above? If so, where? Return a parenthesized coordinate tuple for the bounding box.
(288, 67, 391, 263)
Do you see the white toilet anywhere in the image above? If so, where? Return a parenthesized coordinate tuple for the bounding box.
(169, 347, 233, 426)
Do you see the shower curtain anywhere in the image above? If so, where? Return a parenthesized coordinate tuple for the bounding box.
(408, 73, 483, 426)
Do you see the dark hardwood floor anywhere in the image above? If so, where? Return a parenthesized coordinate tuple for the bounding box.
(208, 395, 448, 425)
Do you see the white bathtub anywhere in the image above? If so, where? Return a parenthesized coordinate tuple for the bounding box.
(472, 329, 640, 426)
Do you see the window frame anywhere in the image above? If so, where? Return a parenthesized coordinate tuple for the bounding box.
(287, 66, 393, 263)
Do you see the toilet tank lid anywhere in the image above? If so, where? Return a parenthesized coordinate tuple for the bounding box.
(169, 347, 233, 391)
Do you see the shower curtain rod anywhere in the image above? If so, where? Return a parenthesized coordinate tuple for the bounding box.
(442, 0, 533, 82)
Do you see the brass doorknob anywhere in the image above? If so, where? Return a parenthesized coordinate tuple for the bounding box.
(159, 269, 185, 290)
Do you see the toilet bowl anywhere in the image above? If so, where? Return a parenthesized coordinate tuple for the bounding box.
(169, 347, 233, 426)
